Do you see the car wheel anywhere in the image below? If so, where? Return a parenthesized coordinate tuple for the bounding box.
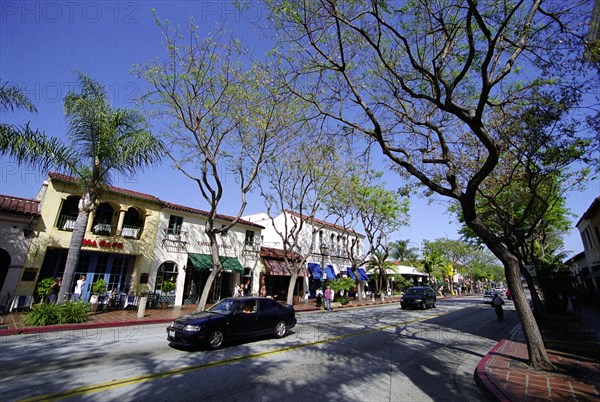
(432, 300, 436, 308)
(207, 329, 225, 350)
(274, 321, 287, 338)
(420, 301, 426, 310)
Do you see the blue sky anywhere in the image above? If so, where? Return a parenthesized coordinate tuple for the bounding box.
(1, 1, 598, 259)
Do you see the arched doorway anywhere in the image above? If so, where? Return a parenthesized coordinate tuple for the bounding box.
(0, 248, 11, 295)
(157, 261, 178, 291)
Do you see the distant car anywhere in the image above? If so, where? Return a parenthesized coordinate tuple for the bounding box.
(167, 297, 296, 349)
(400, 286, 436, 310)
(505, 289, 511, 299)
(483, 290, 494, 303)
(494, 288, 506, 297)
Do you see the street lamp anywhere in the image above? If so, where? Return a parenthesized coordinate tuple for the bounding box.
(320, 244, 328, 309)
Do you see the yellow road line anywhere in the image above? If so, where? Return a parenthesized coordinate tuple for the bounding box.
(22, 312, 448, 401)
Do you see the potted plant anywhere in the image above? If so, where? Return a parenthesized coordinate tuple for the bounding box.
(35, 277, 54, 303)
(159, 280, 176, 309)
(90, 278, 107, 312)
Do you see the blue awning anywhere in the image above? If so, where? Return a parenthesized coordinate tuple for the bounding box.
(308, 262, 321, 279)
(357, 267, 369, 281)
(346, 267, 357, 280)
(325, 265, 337, 280)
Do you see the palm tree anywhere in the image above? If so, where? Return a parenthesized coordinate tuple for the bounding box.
(389, 240, 419, 264)
(366, 250, 399, 296)
(0, 73, 163, 303)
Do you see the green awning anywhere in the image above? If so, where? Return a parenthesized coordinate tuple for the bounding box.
(187, 253, 244, 274)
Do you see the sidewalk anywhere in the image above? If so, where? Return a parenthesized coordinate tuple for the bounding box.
(475, 302, 600, 401)
(0, 296, 393, 336)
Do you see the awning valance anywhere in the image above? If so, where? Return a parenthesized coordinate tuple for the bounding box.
(325, 265, 337, 280)
(346, 267, 357, 280)
(264, 259, 308, 277)
(308, 262, 321, 279)
(188, 253, 244, 274)
(357, 267, 369, 281)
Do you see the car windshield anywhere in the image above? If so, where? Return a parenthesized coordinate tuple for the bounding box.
(405, 288, 424, 296)
(206, 299, 239, 315)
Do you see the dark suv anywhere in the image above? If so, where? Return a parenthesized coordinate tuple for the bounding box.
(400, 286, 437, 310)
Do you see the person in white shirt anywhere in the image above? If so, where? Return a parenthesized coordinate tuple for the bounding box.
(73, 275, 85, 301)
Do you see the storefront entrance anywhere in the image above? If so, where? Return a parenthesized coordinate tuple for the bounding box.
(39, 249, 135, 302)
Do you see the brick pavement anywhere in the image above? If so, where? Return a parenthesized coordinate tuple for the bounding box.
(476, 303, 600, 401)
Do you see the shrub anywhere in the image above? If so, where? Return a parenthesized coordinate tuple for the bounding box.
(336, 295, 350, 305)
(23, 303, 60, 326)
(59, 301, 90, 324)
(23, 301, 89, 327)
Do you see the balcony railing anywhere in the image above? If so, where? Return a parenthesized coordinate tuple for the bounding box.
(121, 225, 142, 239)
(92, 223, 113, 236)
(162, 229, 189, 253)
(57, 215, 77, 231)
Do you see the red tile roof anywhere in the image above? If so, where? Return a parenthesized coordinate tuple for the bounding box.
(260, 246, 303, 260)
(48, 172, 162, 203)
(0, 195, 40, 216)
(163, 202, 263, 229)
(48, 172, 263, 229)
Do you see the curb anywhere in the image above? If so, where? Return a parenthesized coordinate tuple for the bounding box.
(0, 318, 175, 337)
(474, 339, 510, 402)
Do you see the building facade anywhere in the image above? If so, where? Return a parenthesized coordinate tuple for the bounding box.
(16, 173, 163, 303)
(152, 203, 263, 305)
(242, 210, 367, 299)
(0, 195, 40, 309)
(7, 173, 263, 308)
(576, 197, 600, 299)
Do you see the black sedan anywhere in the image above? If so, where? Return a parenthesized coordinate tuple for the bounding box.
(167, 297, 297, 349)
(400, 286, 437, 310)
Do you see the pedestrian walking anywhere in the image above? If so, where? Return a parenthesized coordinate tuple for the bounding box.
(491, 292, 504, 321)
(315, 288, 323, 308)
(73, 275, 85, 301)
(48, 277, 61, 303)
(324, 286, 333, 311)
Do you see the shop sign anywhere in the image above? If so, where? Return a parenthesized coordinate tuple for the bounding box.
(197, 241, 232, 249)
(82, 238, 124, 249)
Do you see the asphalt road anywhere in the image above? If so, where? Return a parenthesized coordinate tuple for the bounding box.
(0, 295, 518, 401)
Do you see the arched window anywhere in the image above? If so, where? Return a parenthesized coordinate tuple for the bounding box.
(57, 196, 80, 230)
(157, 262, 178, 291)
(0, 248, 11, 295)
(92, 203, 115, 235)
(122, 207, 145, 239)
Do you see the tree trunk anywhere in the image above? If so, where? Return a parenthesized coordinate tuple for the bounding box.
(57, 194, 93, 304)
(464, 211, 553, 369)
(481, 243, 554, 369)
(286, 271, 299, 305)
(195, 232, 222, 312)
(504, 253, 554, 370)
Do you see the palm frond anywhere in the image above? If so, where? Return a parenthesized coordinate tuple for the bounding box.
(0, 124, 77, 173)
(0, 80, 37, 114)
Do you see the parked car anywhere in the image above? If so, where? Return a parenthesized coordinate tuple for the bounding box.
(505, 289, 511, 299)
(494, 288, 506, 297)
(400, 286, 436, 310)
(167, 297, 297, 349)
(483, 290, 495, 303)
